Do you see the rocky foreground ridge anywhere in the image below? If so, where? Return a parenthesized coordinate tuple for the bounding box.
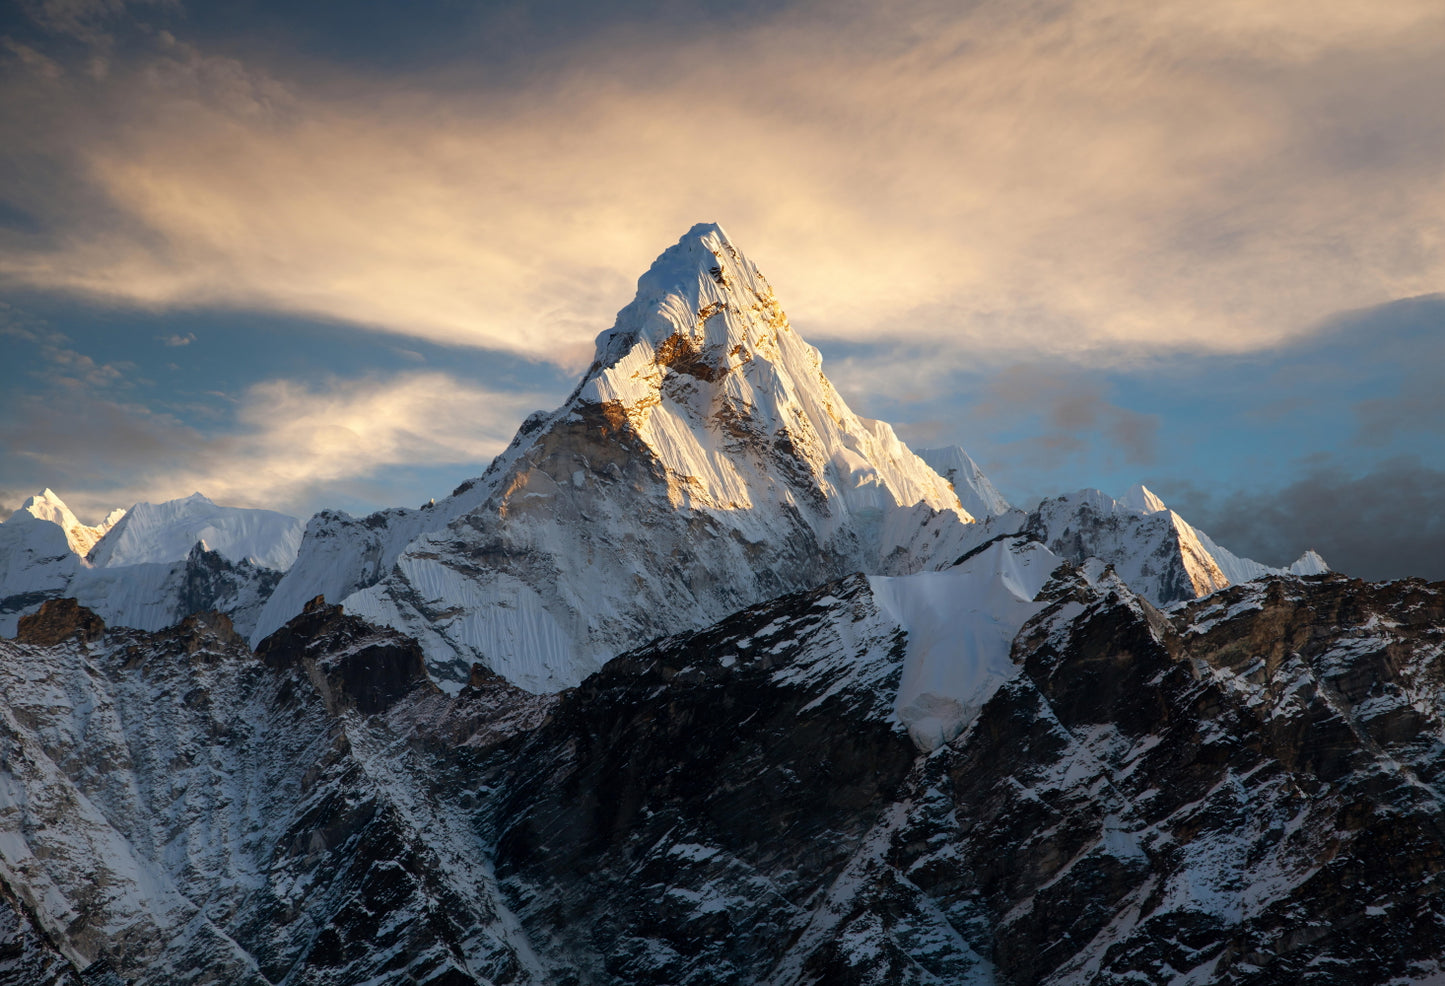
(2, 561, 1443, 984)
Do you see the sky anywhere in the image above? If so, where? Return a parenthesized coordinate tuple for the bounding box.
(0, 0, 1442, 580)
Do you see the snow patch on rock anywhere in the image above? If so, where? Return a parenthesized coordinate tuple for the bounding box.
(873, 538, 1057, 751)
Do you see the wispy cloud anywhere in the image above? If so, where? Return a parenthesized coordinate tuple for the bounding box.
(1, 0, 1441, 368)
(1167, 456, 1445, 582)
(971, 365, 1161, 469)
(157, 331, 194, 346)
(1, 311, 131, 387)
(0, 369, 546, 518)
(17, 0, 178, 47)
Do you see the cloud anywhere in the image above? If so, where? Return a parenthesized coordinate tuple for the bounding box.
(157, 331, 194, 346)
(16, 0, 177, 46)
(1355, 377, 1445, 445)
(0, 370, 546, 519)
(1, 313, 131, 387)
(0, 0, 1441, 369)
(972, 365, 1160, 468)
(1166, 457, 1445, 582)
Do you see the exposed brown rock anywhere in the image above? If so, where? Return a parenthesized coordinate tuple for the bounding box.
(256, 597, 436, 715)
(15, 597, 105, 646)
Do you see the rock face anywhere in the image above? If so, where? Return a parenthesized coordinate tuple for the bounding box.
(481, 569, 1445, 984)
(0, 605, 554, 985)
(256, 595, 436, 715)
(3, 563, 1444, 984)
(0, 879, 83, 986)
(262, 223, 978, 691)
(14, 597, 105, 646)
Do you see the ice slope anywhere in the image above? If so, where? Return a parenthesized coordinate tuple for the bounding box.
(872, 537, 1057, 751)
(0, 509, 80, 633)
(88, 492, 302, 571)
(249, 479, 504, 646)
(915, 445, 1012, 518)
(1025, 484, 1328, 606)
(278, 223, 977, 691)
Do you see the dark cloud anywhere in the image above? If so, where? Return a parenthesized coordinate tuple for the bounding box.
(1166, 458, 1445, 583)
(975, 365, 1160, 467)
(1355, 374, 1445, 445)
(14, 0, 176, 48)
(0, 389, 203, 480)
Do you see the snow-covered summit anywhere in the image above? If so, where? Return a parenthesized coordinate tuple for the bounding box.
(266, 223, 978, 690)
(7, 489, 124, 557)
(1, 489, 296, 637)
(88, 492, 303, 571)
(1024, 485, 1329, 606)
(555, 222, 967, 523)
(915, 446, 1012, 518)
(1288, 549, 1329, 575)
(1120, 483, 1168, 515)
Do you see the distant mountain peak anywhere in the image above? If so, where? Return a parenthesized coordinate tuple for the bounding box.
(915, 446, 1012, 518)
(1121, 483, 1168, 515)
(88, 494, 302, 571)
(7, 488, 124, 557)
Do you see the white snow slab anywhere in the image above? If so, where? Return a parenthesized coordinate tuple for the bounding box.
(89, 493, 302, 571)
(915, 446, 1012, 518)
(872, 539, 1058, 751)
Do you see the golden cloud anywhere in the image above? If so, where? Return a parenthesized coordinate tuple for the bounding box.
(2, 0, 1442, 366)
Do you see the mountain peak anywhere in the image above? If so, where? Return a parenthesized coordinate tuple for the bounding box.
(12, 488, 79, 527)
(88, 493, 302, 571)
(1121, 483, 1168, 515)
(915, 446, 1012, 518)
(550, 223, 966, 523)
(297, 224, 977, 690)
(579, 222, 773, 397)
(6, 488, 123, 557)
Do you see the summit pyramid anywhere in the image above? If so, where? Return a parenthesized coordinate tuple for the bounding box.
(253, 224, 977, 689)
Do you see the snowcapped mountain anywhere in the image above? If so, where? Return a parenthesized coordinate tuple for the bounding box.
(258, 223, 977, 691)
(0, 506, 80, 630)
(87, 491, 302, 571)
(915, 444, 1012, 518)
(0, 223, 1432, 986)
(0, 490, 299, 637)
(9, 489, 125, 556)
(1017, 483, 1328, 607)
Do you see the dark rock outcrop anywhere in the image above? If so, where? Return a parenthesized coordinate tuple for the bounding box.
(257, 595, 437, 715)
(15, 597, 105, 646)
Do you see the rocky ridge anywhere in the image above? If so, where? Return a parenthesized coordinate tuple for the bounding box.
(1, 560, 1442, 983)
